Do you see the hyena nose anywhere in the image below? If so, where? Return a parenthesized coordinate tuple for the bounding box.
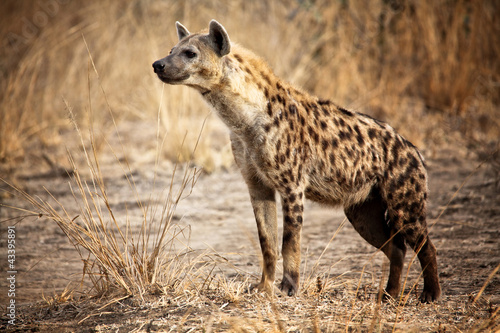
(152, 61, 165, 73)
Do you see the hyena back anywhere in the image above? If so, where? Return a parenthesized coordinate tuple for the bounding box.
(153, 20, 441, 302)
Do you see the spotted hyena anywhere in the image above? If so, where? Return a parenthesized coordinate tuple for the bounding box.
(152, 20, 441, 302)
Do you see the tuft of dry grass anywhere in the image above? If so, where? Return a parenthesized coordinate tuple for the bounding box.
(2, 121, 206, 302)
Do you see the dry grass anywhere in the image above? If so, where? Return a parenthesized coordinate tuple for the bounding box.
(1, 0, 499, 175)
(2, 111, 206, 303)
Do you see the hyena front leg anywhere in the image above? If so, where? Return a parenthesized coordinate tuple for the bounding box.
(231, 135, 278, 295)
(248, 181, 278, 294)
(280, 190, 305, 296)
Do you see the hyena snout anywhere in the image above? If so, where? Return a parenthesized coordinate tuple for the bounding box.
(152, 58, 190, 84)
(152, 60, 165, 73)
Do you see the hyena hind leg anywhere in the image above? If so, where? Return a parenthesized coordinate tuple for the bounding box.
(402, 227, 441, 303)
(344, 188, 407, 300)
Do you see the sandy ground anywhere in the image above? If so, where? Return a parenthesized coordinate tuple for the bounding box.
(0, 122, 499, 331)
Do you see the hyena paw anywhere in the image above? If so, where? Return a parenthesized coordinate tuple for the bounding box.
(280, 276, 299, 296)
(382, 287, 400, 302)
(419, 287, 441, 303)
(249, 281, 273, 295)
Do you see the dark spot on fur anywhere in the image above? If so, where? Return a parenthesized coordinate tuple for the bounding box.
(281, 174, 290, 184)
(264, 87, 270, 98)
(408, 155, 420, 170)
(339, 130, 352, 141)
(368, 128, 377, 140)
(282, 231, 293, 251)
(338, 106, 354, 117)
(338, 117, 346, 127)
(300, 116, 305, 126)
(322, 139, 329, 150)
(320, 121, 328, 130)
(329, 153, 335, 165)
(332, 138, 339, 148)
(409, 202, 420, 214)
(308, 126, 317, 141)
(354, 125, 364, 145)
(289, 104, 297, 115)
(314, 133, 320, 143)
(267, 102, 273, 116)
(321, 106, 330, 116)
(274, 117, 280, 127)
(244, 66, 253, 76)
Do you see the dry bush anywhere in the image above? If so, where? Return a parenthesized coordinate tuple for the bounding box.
(1, 0, 499, 175)
(3, 126, 208, 301)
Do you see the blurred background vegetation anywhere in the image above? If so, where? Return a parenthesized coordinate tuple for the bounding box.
(1, 0, 499, 176)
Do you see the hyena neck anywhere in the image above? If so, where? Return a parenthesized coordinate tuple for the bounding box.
(202, 47, 275, 138)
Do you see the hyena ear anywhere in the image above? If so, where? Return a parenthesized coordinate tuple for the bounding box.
(175, 21, 190, 41)
(208, 20, 230, 56)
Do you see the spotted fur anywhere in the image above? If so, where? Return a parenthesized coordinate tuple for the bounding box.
(153, 20, 441, 302)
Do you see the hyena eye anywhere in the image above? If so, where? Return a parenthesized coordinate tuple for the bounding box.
(184, 50, 197, 59)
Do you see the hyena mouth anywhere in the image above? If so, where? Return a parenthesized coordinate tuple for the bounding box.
(156, 73, 190, 84)
(152, 61, 190, 83)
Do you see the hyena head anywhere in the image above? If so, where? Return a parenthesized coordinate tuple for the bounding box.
(152, 20, 230, 93)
